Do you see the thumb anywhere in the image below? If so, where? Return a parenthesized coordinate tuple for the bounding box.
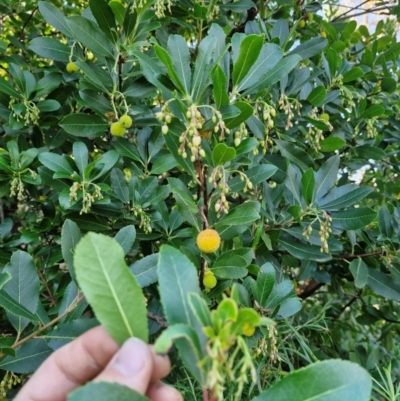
(93, 338, 153, 394)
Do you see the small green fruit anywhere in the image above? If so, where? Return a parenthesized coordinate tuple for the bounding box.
(203, 271, 217, 289)
(110, 122, 126, 137)
(306, 12, 313, 21)
(298, 19, 306, 29)
(66, 62, 79, 73)
(321, 31, 327, 38)
(119, 115, 132, 128)
(320, 113, 330, 122)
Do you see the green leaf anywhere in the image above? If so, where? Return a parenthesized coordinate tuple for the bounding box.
(359, 105, 385, 119)
(342, 67, 364, 83)
(216, 201, 260, 227)
(114, 225, 136, 255)
(0, 272, 11, 289)
(224, 101, 254, 129)
(0, 76, 22, 98)
(232, 34, 264, 86)
(246, 165, 278, 185)
(3, 251, 40, 332)
(307, 86, 327, 106)
(264, 280, 293, 309)
(244, 54, 301, 95)
(192, 35, 217, 102)
(213, 65, 229, 109)
(314, 155, 340, 201)
(60, 114, 108, 137)
(238, 44, 283, 92)
(355, 145, 385, 160)
(318, 185, 373, 211)
(211, 251, 248, 279)
(112, 138, 142, 163)
(0, 339, 53, 373)
(331, 208, 377, 230)
(349, 259, 368, 289)
(320, 137, 346, 152)
(67, 16, 114, 59)
(256, 263, 275, 306)
(212, 143, 236, 165)
(45, 319, 98, 350)
(109, 1, 126, 25)
(89, 0, 117, 43)
(39, 152, 75, 175)
(168, 35, 192, 95)
(74, 233, 148, 344)
(68, 382, 149, 401)
(150, 154, 178, 175)
(38, 1, 72, 36)
(278, 297, 302, 318)
(0, 290, 39, 321)
(275, 139, 314, 172)
(378, 206, 393, 237)
(279, 233, 332, 262)
(111, 168, 129, 203)
(368, 268, 400, 302)
(301, 168, 315, 205)
(61, 219, 82, 282)
(289, 37, 328, 60)
(73, 142, 88, 176)
(157, 245, 205, 382)
(130, 254, 158, 288)
(28, 37, 70, 62)
(251, 360, 372, 401)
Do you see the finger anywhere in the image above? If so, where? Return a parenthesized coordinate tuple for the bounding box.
(146, 381, 184, 401)
(149, 346, 171, 380)
(14, 326, 119, 401)
(94, 338, 160, 394)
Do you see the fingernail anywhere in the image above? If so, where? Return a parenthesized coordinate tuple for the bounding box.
(110, 338, 148, 376)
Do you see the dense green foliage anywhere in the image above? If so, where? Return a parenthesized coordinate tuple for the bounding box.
(0, 0, 400, 400)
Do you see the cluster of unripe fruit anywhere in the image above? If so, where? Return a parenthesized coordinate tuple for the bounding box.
(298, 11, 313, 29)
(110, 115, 133, 137)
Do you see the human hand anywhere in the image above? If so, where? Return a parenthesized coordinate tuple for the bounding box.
(14, 326, 182, 401)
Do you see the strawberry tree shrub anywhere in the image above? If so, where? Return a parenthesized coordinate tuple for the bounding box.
(0, 0, 400, 400)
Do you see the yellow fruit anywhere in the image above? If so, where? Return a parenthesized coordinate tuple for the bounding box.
(320, 113, 330, 122)
(298, 19, 306, 29)
(321, 31, 327, 38)
(66, 62, 79, 73)
(242, 322, 256, 337)
(196, 229, 221, 253)
(110, 122, 126, 137)
(119, 115, 132, 128)
(306, 12, 313, 21)
(203, 271, 217, 289)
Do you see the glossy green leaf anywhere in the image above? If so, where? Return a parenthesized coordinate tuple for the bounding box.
(368, 268, 400, 302)
(213, 65, 229, 109)
(2, 251, 40, 332)
(111, 168, 129, 203)
(67, 16, 114, 59)
(307, 86, 327, 106)
(289, 37, 328, 60)
(342, 67, 364, 83)
(331, 208, 377, 230)
(301, 168, 315, 205)
(379, 206, 393, 237)
(275, 139, 314, 172)
(318, 185, 373, 211)
(114, 225, 136, 255)
(29, 37, 70, 62)
(246, 165, 277, 185)
(109, 1, 126, 25)
(211, 252, 248, 279)
(74, 233, 148, 344)
(314, 155, 340, 201)
(0, 76, 22, 98)
(38, 1, 72, 36)
(256, 263, 275, 306)
(232, 34, 264, 86)
(150, 154, 178, 175)
(319, 137, 346, 152)
(89, 0, 117, 42)
(61, 219, 82, 282)
(130, 254, 158, 288)
(252, 360, 371, 401)
(224, 101, 254, 129)
(0, 339, 52, 373)
(359, 105, 385, 119)
(349, 258, 368, 289)
(0, 290, 39, 322)
(60, 114, 108, 137)
(212, 143, 236, 165)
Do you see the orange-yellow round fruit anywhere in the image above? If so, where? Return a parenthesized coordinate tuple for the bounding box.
(66, 62, 79, 73)
(242, 322, 256, 337)
(298, 19, 306, 29)
(110, 122, 126, 137)
(203, 271, 217, 289)
(196, 229, 221, 253)
(120, 115, 132, 128)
